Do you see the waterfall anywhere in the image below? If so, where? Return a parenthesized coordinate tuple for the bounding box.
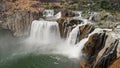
(25, 17, 102, 58)
(54, 12, 62, 19)
(29, 20, 60, 44)
(43, 10, 54, 17)
(24, 12, 103, 59)
(89, 12, 97, 20)
(78, 12, 82, 17)
(75, 28, 104, 56)
(66, 25, 79, 45)
(23, 19, 85, 58)
(66, 24, 82, 45)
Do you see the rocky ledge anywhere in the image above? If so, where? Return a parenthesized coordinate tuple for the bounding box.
(0, 0, 43, 37)
(57, 17, 120, 68)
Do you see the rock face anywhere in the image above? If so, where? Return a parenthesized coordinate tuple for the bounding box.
(57, 18, 82, 38)
(83, 33, 107, 57)
(1, 11, 41, 36)
(79, 24, 95, 41)
(0, 0, 43, 37)
(57, 17, 96, 46)
(57, 17, 120, 68)
(81, 31, 120, 68)
(93, 40, 119, 68)
(61, 10, 76, 17)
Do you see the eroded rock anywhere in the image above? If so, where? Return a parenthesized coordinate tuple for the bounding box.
(0, 0, 43, 37)
(81, 31, 120, 68)
(57, 18, 82, 38)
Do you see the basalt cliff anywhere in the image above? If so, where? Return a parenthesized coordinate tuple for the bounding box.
(0, 0, 42, 36)
(0, 0, 120, 68)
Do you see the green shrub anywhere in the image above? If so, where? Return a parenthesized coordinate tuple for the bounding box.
(68, 6, 76, 10)
(82, 10, 88, 14)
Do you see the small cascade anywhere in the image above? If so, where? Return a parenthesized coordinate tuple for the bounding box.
(29, 20, 60, 43)
(73, 11, 82, 18)
(66, 25, 80, 45)
(78, 12, 82, 17)
(66, 24, 88, 45)
(76, 28, 104, 48)
(89, 12, 97, 21)
(43, 10, 54, 17)
(54, 12, 62, 19)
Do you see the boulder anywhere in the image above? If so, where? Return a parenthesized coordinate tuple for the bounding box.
(61, 10, 76, 17)
(82, 32, 120, 68)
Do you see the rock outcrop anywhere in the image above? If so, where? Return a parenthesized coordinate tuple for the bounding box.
(79, 24, 95, 41)
(61, 10, 76, 17)
(80, 30, 120, 68)
(0, 0, 43, 37)
(57, 18, 82, 38)
(0, 11, 41, 37)
(57, 17, 120, 68)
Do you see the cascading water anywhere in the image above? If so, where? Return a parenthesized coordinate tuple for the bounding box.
(89, 12, 97, 21)
(29, 20, 60, 44)
(22, 18, 87, 59)
(54, 12, 62, 19)
(0, 10, 110, 68)
(24, 17, 104, 59)
(66, 25, 80, 45)
(66, 24, 84, 45)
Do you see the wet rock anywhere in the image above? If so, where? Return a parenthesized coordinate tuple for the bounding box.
(93, 40, 119, 68)
(79, 24, 95, 41)
(82, 33, 108, 68)
(94, 35, 116, 65)
(83, 33, 107, 57)
(82, 32, 120, 68)
(57, 18, 82, 38)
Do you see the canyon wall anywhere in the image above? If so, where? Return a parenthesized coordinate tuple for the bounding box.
(58, 17, 120, 68)
(0, 0, 43, 37)
(0, 11, 41, 37)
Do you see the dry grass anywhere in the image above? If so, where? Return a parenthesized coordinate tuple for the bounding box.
(5, 0, 44, 12)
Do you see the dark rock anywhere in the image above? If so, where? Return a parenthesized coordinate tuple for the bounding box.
(61, 10, 76, 17)
(79, 24, 95, 41)
(93, 40, 119, 68)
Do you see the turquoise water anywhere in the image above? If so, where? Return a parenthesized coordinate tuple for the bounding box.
(0, 54, 80, 68)
(0, 28, 80, 68)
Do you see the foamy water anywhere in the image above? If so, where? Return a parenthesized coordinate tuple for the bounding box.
(18, 19, 104, 60)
